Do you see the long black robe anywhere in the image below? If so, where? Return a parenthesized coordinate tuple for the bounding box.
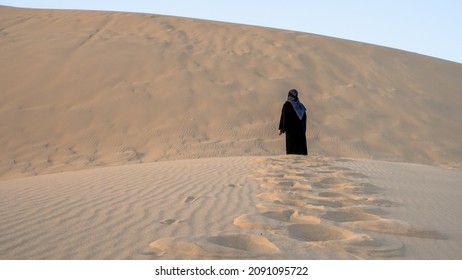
(279, 101, 308, 155)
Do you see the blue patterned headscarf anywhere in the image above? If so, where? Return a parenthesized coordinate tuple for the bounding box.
(287, 89, 306, 120)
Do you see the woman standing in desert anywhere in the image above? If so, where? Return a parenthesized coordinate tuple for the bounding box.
(278, 89, 308, 155)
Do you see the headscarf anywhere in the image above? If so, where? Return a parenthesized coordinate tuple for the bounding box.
(287, 89, 306, 120)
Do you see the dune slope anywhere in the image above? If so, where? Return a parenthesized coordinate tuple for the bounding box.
(1, 6, 462, 178)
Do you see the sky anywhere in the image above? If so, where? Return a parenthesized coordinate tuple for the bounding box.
(1, 0, 461, 64)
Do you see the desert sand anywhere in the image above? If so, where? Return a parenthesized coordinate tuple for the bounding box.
(0, 6, 461, 259)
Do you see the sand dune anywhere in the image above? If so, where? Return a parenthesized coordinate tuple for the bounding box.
(1, 6, 462, 260)
(1, 6, 461, 180)
(1, 155, 461, 259)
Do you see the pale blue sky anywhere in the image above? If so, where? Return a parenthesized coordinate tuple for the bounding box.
(2, 0, 461, 63)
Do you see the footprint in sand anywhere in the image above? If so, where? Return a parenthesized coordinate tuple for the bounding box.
(234, 210, 320, 230)
(364, 197, 400, 207)
(317, 177, 352, 185)
(318, 191, 360, 199)
(256, 192, 314, 209)
(262, 209, 319, 224)
(257, 191, 346, 209)
(207, 234, 279, 254)
(343, 172, 368, 178)
(149, 233, 279, 259)
(260, 181, 312, 192)
(299, 172, 323, 179)
(322, 210, 381, 222)
(259, 183, 290, 191)
(160, 218, 182, 225)
(307, 199, 344, 208)
(326, 166, 352, 171)
(184, 195, 198, 204)
(351, 183, 384, 195)
(343, 237, 405, 259)
(340, 206, 389, 216)
(334, 158, 353, 163)
(288, 224, 355, 242)
(275, 181, 295, 187)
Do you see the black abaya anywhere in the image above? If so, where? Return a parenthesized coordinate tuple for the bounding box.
(279, 101, 308, 155)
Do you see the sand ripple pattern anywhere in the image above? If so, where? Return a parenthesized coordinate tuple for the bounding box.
(0, 157, 259, 259)
(1, 155, 453, 259)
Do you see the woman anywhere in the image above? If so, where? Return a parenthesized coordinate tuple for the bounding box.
(278, 89, 308, 155)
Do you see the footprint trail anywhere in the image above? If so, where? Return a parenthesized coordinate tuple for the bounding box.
(149, 155, 446, 259)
